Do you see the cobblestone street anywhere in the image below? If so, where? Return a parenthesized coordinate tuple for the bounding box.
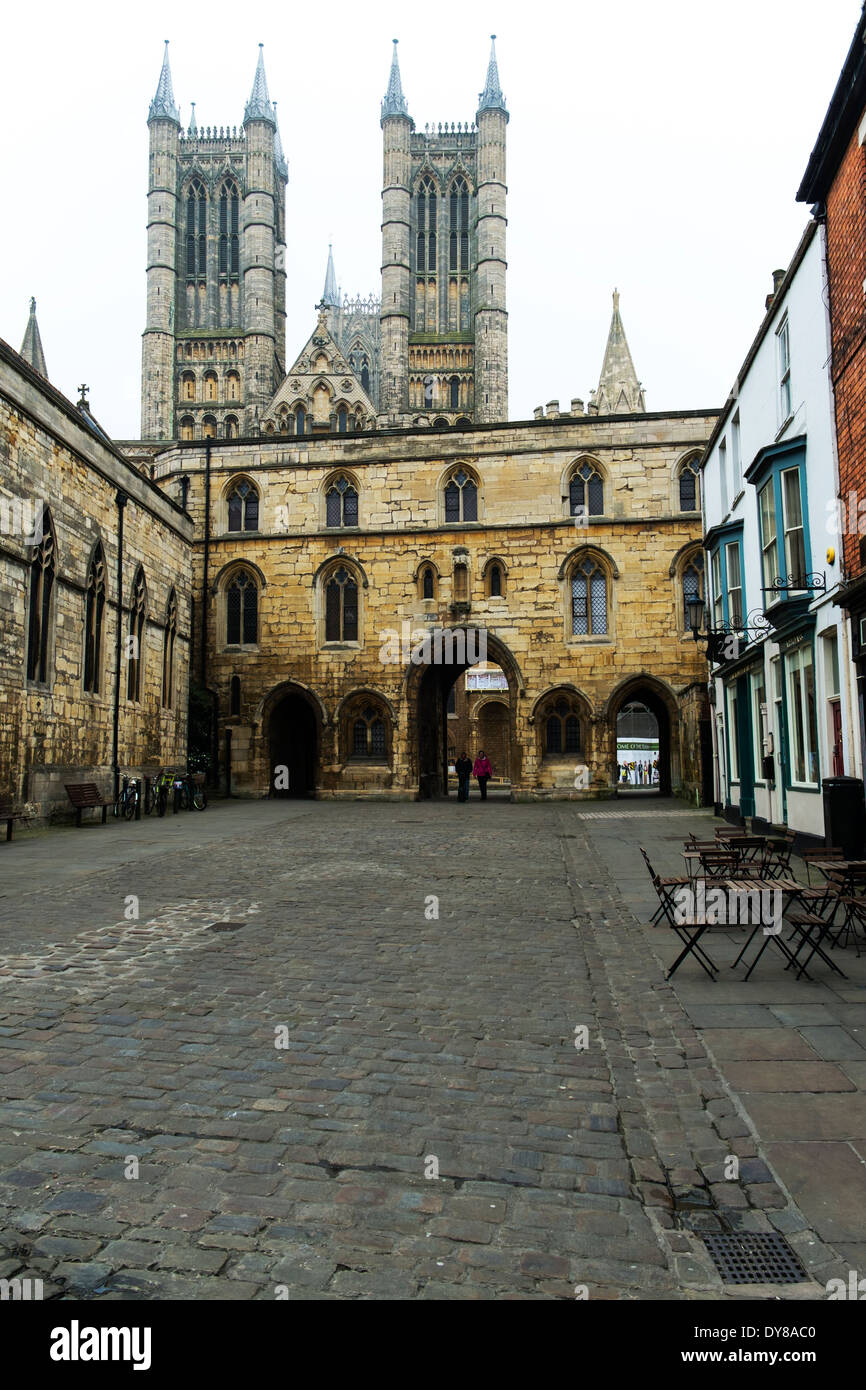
(0, 797, 863, 1301)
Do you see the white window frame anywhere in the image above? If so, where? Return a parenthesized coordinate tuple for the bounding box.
(786, 644, 818, 787)
(777, 315, 792, 423)
(725, 542, 743, 629)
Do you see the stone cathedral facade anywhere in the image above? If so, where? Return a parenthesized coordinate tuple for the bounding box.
(0, 37, 717, 818)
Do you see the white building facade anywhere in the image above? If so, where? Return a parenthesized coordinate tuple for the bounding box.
(699, 220, 859, 839)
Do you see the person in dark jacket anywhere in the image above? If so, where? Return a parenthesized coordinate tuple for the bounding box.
(473, 750, 492, 800)
(455, 752, 472, 802)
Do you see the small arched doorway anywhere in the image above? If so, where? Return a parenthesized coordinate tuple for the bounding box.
(609, 682, 674, 797)
(269, 692, 317, 797)
(475, 699, 511, 782)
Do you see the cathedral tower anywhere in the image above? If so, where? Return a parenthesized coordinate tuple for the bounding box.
(378, 38, 509, 427)
(140, 43, 288, 440)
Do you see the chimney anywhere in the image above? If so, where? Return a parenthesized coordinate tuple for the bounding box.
(766, 268, 786, 312)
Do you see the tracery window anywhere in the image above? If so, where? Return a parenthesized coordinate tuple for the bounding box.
(571, 555, 608, 636)
(351, 705, 387, 759)
(325, 476, 359, 528)
(162, 589, 177, 708)
(325, 566, 358, 642)
(449, 177, 470, 271)
(444, 468, 478, 523)
(26, 511, 55, 684)
(416, 176, 438, 273)
(186, 180, 207, 278)
(544, 697, 582, 754)
(127, 569, 147, 702)
(227, 479, 259, 532)
(679, 455, 701, 511)
(681, 550, 704, 628)
(226, 569, 258, 646)
(83, 544, 106, 694)
(219, 181, 240, 278)
(569, 461, 604, 517)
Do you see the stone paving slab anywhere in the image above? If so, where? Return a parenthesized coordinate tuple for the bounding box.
(0, 796, 857, 1300)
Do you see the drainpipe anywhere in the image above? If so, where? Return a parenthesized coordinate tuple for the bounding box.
(112, 490, 129, 802)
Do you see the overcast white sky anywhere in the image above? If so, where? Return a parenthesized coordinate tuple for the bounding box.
(0, 0, 861, 436)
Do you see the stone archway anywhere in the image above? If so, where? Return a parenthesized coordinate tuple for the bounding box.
(605, 676, 678, 798)
(473, 698, 511, 782)
(260, 683, 323, 798)
(404, 629, 524, 798)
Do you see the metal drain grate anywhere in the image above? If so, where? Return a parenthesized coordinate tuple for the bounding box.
(208, 921, 245, 933)
(702, 1233, 808, 1284)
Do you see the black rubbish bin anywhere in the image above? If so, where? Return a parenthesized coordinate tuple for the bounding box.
(822, 776, 866, 859)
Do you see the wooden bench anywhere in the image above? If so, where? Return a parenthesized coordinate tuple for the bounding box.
(0, 798, 27, 842)
(65, 783, 111, 827)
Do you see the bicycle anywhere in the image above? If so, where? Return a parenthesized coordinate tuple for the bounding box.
(113, 775, 139, 821)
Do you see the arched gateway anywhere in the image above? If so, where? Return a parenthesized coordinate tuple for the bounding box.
(263, 683, 322, 798)
(404, 628, 524, 798)
(605, 677, 678, 798)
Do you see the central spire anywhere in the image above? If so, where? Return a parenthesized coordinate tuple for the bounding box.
(148, 40, 180, 124)
(381, 39, 409, 120)
(322, 245, 340, 308)
(245, 44, 275, 125)
(594, 289, 646, 415)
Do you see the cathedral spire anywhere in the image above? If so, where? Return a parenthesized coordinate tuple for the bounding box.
(273, 101, 288, 177)
(478, 34, 507, 116)
(594, 289, 645, 415)
(381, 39, 409, 120)
(20, 298, 48, 379)
(148, 40, 180, 125)
(244, 44, 275, 125)
(323, 245, 340, 308)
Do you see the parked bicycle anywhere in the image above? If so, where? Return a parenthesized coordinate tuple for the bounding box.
(113, 775, 140, 821)
(154, 767, 207, 816)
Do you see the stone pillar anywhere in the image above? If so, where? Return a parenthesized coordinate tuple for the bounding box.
(242, 116, 276, 432)
(379, 111, 412, 423)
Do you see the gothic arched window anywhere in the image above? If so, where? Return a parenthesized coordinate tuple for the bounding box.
(325, 476, 359, 528)
(444, 467, 478, 523)
(450, 375, 460, 409)
(350, 705, 387, 759)
(186, 180, 207, 278)
(337, 406, 348, 434)
(325, 566, 359, 642)
(227, 479, 259, 533)
(162, 589, 177, 708)
(488, 562, 503, 598)
(226, 569, 258, 646)
(416, 176, 438, 274)
(449, 177, 469, 272)
(83, 543, 106, 694)
(26, 511, 56, 684)
(127, 569, 147, 702)
(569, 461, 604, 517)
(295, 405, 306, 435)
(225, 415, 239, 439)
(679, 455, 701, 511)
(230, 674, 241, 716)
(544, 697, 582, 755)
(422, 565, 435, 599)
(571, 555, 608, 636)
(219, 181, 240, 278)
(681, 550, 705, 628)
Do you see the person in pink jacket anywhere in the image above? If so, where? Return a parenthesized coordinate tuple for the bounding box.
(473, 750, 492, 800)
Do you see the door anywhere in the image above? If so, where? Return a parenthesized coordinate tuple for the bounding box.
(735, 675, 756, 818)
(831, 699, 843, 776)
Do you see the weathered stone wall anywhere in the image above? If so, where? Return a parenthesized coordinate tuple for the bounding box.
(150, 409, 715, 800)
(0, 344, 195, 820)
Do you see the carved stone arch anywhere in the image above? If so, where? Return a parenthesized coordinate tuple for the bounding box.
(529, 682, 593, 725)
(557, 544, 619, 582)
(469, 692, 510, 722)
(481, 554, 509, 579)
(414, 167, 441, 193)
(413, 557, 442, 584)
(83, 530, 108, 595)
(446, 166, 475, 196)
(311, 553, 369, 590)
(255, 678, 329, 731)
(335, 686, 399, 728)
(669, 538, 705, 579)
(673, 447, 704, 511)
(210, 558, 267, 595)
(560, 452, 608, 513)
(401, 628, 526, 701)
